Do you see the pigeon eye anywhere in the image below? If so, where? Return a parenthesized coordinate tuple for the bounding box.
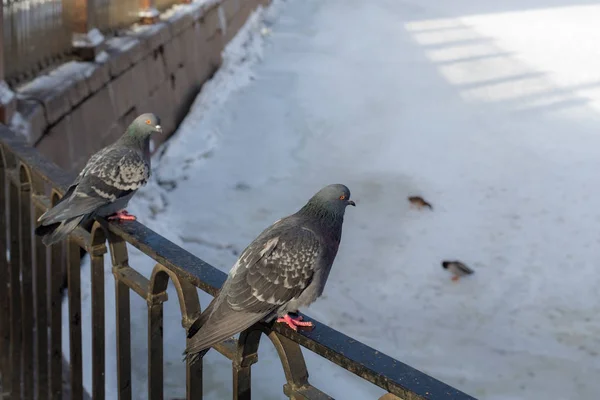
(339, 195, 346, 200)
(145, 119, 152, 125)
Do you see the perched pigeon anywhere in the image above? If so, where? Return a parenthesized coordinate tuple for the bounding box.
(442, 260, 474, 281)
(184, 184, 355, 362)
(35, 113, 161, 246)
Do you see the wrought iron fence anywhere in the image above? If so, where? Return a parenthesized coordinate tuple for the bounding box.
(0, 0, 185, 86)
(94, 0, 143, 36)
(0, 123, 479, 399)
(2, 0, 71, 85)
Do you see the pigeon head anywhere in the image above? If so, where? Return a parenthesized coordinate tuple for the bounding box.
(129, 113, 162, 137)
(120, 113, 162, 148)
(300, 184, 355, 220)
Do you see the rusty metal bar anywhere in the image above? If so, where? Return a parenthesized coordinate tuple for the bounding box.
(0, 2, 16, 121)
(67, 238, 83, 399)
(49, 192, 63, 400)
(19, 165, 34, 400)
(233, 328, 261, 400)
(147, 299, 164, 400)
(148, 263, 203, 399)
(0, 148, 9, 394)
(91, 223, 108, 400)
(113, 265, 150, 299)
(110, 234, 132, 400)
(379, 394, 404, 400)
(0, 2, 5, 82)
(33, 193, 50, 400)
(185, 342, 203, 399)
(268, 332, 311, 397)
(146, 265, 167, 400)
(9, 170, 22, 400)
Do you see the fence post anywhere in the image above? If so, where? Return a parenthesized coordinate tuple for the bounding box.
(0, 2, 16, 125)
(63, 0, 106, 61)
(139, 0, 160, 24)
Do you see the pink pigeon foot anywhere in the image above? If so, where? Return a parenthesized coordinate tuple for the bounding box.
(276, 314, 314, 331)
(108, 210, 137, 221)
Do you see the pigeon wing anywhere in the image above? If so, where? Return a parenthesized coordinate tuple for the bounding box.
(185, 226, 321, 354)
(39, 146, 149, 224)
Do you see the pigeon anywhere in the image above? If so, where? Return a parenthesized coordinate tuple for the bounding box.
(184, 184, 355, 363)
(35, 113, 162, 246)
(408, 196, 433, 210)
(442, 260, 474, 281)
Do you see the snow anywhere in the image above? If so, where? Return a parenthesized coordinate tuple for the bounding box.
(0, 81, 15, 104)
(9, 112, 31, 141)
(72, 29, 105, 48)
(64, 0, 600, 399)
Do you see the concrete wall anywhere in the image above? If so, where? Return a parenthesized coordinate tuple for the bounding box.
(10, 0, 269, 172)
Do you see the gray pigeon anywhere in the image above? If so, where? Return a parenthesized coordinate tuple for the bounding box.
(184, 184, 355, 363)
(35, 113, 161, 246)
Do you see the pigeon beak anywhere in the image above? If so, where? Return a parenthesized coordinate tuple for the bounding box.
(155, 125, 162, 133)
(347, 200, 356, 207)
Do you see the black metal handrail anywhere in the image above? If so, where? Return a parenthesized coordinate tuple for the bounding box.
(0, 123, 478, 400)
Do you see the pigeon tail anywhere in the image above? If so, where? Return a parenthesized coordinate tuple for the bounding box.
(38, 215, 85, 246)
(184, 310, 265, 359)
(182, 348, 210, 365)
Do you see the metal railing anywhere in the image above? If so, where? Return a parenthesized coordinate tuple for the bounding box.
(94, 0, 144, 36)
(2, 0, 71, 85)
(1, 0, 184, 86)
(0, 123, 478, 399)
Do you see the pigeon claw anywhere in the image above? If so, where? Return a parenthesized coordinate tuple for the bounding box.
(451, 275, 460, 282)
(276, 314, 314, 331)
(108, 210, 137, 221)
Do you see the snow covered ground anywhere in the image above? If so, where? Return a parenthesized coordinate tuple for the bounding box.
(64, 0, 600, 399)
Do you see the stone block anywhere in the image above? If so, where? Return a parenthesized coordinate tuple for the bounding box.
(17, 75, 73, 125)
(84, 58, 111, 93)
(139, 79, 176, 138)
(225, 1, 256, 44)
(188, 1, 208, 21)
(119, 107, 139, 129)
(206, 31, 225, 70)
(35, 116, 73, 171)
(71, 28, 106, 62)
(77, 85, 117, 150)
(182, 25, 213, 87)
(67, 109, 95, 165)
(105, 36, 145, 78)
(144, 51, 168, 95)
(101, 121, 125, 148)
(108, 62, 147, 118)
(48, 62, 93, 107)
(0, 81, 17, 124)
(162, 36, 184, 75)
(127, 22, 172, 57)
(182, 46, 215, 93)
(97, 108, 142, 149)
(222, 0, 241, 22)
(198, 4, 222, 40)
(171, 66, 197, 114)
(162, 6, 195, 37)
(15, 100, 48, 145)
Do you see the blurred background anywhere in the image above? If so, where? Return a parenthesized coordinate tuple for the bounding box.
(2, 0, 600, 399)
